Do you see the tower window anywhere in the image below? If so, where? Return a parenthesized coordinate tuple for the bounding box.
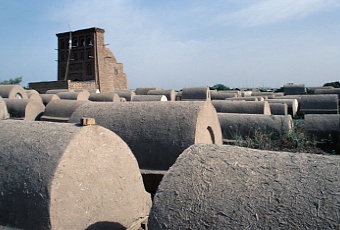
(80, 37, 86, 47)
(80, 52, 85, 60)
(86, 63, 92, 75)
(87, 36, 93, 46)
(60, 40, 65, 49)
(87, 50, 93, 59)
(60, 52, 65, 62)
(72, 38, 78, 47)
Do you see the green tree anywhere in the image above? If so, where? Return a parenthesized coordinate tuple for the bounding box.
(210, 84, 230, 91)
(274, 87, 284, 93)
(0, 77, 22, 85)
(323, 81, 340, 88)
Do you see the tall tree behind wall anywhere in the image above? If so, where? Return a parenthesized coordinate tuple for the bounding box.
(0, 77, 22, 85)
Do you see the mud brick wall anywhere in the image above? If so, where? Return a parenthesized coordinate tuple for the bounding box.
(29, 81, 68, 94)
(68, 81, 97, 92)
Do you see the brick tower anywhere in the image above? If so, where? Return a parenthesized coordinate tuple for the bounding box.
(56, 27, 127, 92)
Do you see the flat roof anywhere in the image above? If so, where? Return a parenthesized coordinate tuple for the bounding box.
(56, 27, 105, 37)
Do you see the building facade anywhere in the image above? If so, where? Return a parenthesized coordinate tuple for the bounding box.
(29, 27, 128, 93)
(57, 27, 128, 92)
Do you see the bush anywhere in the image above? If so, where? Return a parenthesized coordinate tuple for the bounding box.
(0, 77, 22, 85)
(230, 120, 323, 154)
(210, 84, 230, 91)
(323, 81, 340, 88)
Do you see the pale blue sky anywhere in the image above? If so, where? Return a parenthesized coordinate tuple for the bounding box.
(1, 0, 340, 90)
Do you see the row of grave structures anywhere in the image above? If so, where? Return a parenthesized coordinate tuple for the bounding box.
(0, 84, 339, 229)
(1, 84, 340, 143)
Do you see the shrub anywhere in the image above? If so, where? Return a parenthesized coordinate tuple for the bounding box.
(230, 120, 323, 154)
(210, 84, 230, 91)
(0, 77, 22, 85)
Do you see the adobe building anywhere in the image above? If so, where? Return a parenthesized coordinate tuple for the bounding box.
(29, 27, 128, 93)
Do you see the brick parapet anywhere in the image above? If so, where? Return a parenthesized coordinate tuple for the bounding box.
(29, 80, 98, 94)
(29, 81, 69, 94)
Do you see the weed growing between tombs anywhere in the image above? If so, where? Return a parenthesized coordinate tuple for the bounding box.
(229, 120, 328, 154)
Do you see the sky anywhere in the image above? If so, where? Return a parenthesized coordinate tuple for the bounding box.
(1, 0, 340, 90)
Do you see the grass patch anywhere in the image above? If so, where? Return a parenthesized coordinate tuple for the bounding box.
(230, 120, 327, 154)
